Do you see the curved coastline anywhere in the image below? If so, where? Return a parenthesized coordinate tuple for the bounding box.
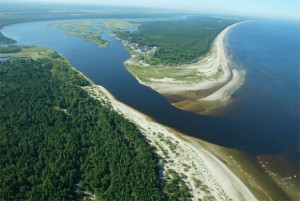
(1, 19, 297, 201)
(72, 57, 257, 200)
(123, 22, 246, 114)
(200, 68, 245, 101)
(69, 62, 257, 200)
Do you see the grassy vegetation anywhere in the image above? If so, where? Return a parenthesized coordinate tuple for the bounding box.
(0, 46, 55, 59)
(165, 136, 178, 152)
(117, 16, 239, 65)
(100, 20, 138, 30)
(50, 21, 109, 48)
(0, 46, 21, 53)
(182, 164, 192, 172)
(193, 177, 202, 188)
(164, 169, 191, 200)
(50, 20, 139, 48)
(126, 61, 204, 83)
(0, 46, 165, 200)
(124, 44, 206, 83)
(118, 16, 241, 85)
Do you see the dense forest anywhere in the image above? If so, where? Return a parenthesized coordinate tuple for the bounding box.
(0, 54, 165, 200)
(116, 16, 239, 65)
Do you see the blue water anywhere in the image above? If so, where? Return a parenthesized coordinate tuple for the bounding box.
(228, 21, 300, 114)
(222, 21, 300, 170)
(2, 19, 299, 172)
(225, 21, 300, 154)
(0, 57, 9, 61)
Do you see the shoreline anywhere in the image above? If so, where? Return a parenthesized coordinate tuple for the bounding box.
(122, 22, 246, 114)
(0, 44, 257, 200)
(200, 68, 245, 101)
(84, 84, 258, 201)
(68, 45, 294, 200)
(2, 19, 296, 200)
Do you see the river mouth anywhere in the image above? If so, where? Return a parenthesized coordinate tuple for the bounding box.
(2, 19, 299, 178)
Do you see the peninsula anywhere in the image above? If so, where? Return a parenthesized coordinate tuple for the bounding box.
(1, 1, 299, 200)
(116, 17, 245, 114)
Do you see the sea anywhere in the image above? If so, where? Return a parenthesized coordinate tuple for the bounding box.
(2, 18, 299, 181)
(224, 20, 300, 174)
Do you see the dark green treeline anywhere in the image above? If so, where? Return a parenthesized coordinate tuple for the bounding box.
(0, 55, 163, 200)
(116, 16, 239, 65)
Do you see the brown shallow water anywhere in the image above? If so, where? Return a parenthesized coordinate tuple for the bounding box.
(204, 143, 297, 200)
(163, 79, 231, 114)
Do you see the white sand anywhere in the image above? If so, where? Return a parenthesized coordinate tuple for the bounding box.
(84, 84, 257, 201)
(124, 22, 245, 103)
(201, 68, 245, 101)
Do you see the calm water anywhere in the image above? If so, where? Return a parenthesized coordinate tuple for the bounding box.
(224, 20, 300, 161)
(2, 20, 299, 162)
(0, 57, 9, 61)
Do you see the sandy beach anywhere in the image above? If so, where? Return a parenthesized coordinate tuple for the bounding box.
(84, 84, 257, 201)
(123, 22, 245, 113)
(200, 68, 245, 101)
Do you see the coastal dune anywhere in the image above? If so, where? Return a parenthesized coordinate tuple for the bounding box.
(84, 84, 257, 201)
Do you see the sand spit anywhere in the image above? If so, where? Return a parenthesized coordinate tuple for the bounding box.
(200, 68, 245, 101)
(123, 22, 246, 113)
(84, 84, 257, 201)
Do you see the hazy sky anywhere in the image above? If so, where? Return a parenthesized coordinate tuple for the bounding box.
(3, 0, 300, 20)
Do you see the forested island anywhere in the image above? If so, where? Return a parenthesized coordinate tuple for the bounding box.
(49, 20, 138, 48)
(49, 22, 110, 48)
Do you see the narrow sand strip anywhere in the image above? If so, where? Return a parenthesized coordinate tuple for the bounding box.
(200, 68, 245, 101)
(84, 84, 257, 201)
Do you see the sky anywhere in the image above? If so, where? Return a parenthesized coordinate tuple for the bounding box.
(3, 0, 300, 20)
